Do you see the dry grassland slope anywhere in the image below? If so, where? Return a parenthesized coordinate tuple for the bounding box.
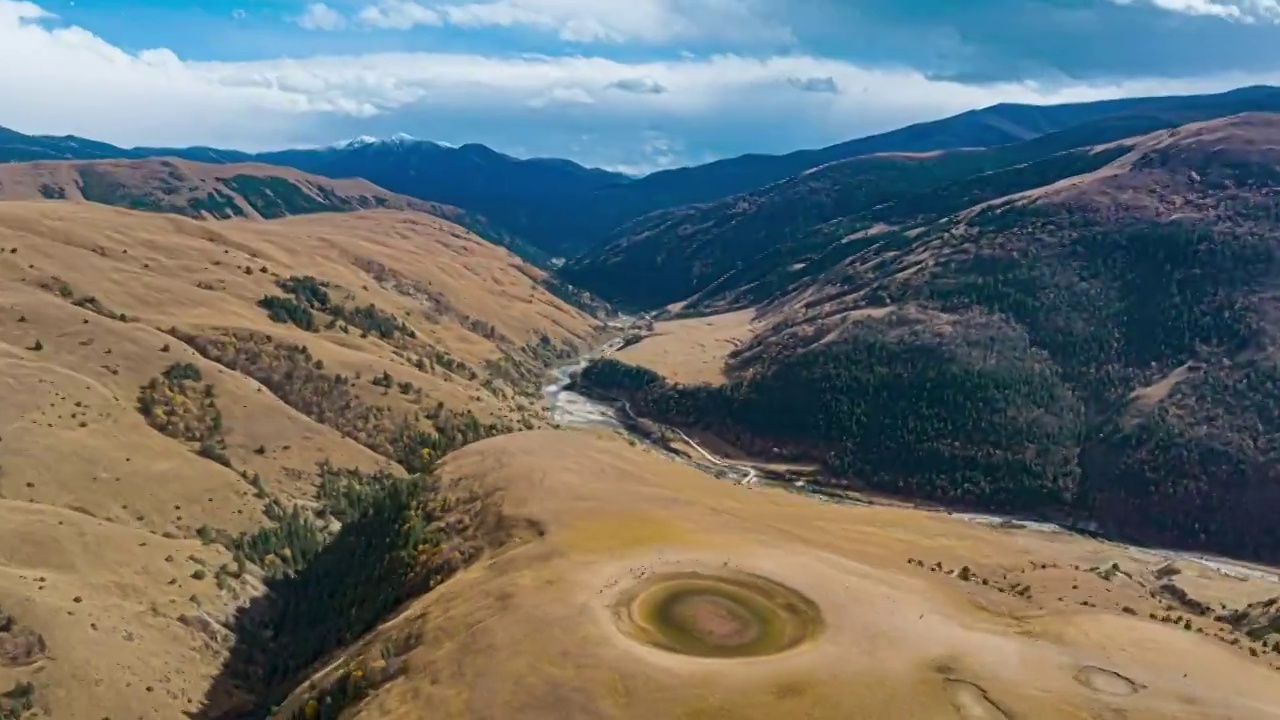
(0, 200, 600, 719)
(0, 158, 465, 221)
(281, 430, 1280, 720)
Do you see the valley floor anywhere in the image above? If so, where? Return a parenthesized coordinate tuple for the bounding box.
(612, 309, 756, 385)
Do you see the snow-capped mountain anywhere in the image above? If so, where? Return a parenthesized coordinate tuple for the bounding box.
(330, 133, 455, 150)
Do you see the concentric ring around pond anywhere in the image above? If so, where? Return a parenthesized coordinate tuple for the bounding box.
(610, 570, 824, 658)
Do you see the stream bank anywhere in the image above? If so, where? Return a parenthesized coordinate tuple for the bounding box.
(543, 335, 1280, 584)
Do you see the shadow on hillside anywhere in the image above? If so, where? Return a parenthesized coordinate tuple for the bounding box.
(188, 477, 526, 720)
(188, 478, 434, 720)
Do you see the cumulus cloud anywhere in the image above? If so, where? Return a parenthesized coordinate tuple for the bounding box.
(2, 0, 48, 22)
(295, 2, 346, 30)
(2, 0, 1279, 168)
(356, 0, 443, 29)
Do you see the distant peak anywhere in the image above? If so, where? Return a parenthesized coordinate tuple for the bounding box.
(338, 135, 379, 148)
(331, 133, 449, 150)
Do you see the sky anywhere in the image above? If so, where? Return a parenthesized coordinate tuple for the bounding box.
(3, 0, 1280, 173)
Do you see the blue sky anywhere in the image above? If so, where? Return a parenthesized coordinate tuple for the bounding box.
(3, 0, 1280, 173)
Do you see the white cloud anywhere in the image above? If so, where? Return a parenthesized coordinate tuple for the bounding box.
(600, 130, 684, 175)
(295, 2, 346, 30)
(354, 0, 794, 43)
(1108, 0, 1280, 22)
(1, 0, 49, 22)
(2, 0, 1278, 167)
(356, 0, 443, 30)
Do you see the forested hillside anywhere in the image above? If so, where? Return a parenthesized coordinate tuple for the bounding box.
(575, 113, 1280, 563)
(563, 89, 1280, 309)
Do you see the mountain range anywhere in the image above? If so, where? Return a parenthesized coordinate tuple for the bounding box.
(8, 86, 1280, 566)
(7, 85, 1280, 262)
(8, 81, 1280, 720)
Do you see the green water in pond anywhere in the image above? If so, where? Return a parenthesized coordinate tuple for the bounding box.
(614, 571, 823, 658)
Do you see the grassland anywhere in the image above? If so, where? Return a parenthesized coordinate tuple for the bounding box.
(0, 200, 600, 719)
(613, 309, 758, 385)
(272, 429, 1280, 720)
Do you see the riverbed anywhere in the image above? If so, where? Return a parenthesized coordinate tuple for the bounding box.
(543, 337, 1280, 585)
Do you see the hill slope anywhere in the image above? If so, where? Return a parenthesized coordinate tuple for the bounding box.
(0, 131, 628, 258)
(0, 201, 601, 719)
(563, 98, 1280, 309)
(252, 430, 1280, 720)
(250, 139, 630, 257)
(0, 158, 545, 260)
(573, 112, 1280, 564)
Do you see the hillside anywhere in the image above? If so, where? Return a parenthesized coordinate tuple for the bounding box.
(249, 140, 630, 258)
(9, 86, 1280, 260)
(0, 201, 601, 719)
(562, 97, 1280, 309)
(573, 112, 1280, 564)
(0, 158, 546, 260)
(242, 430, 1280, 720)
(6, 120, 1280, 719)
(0, 158, 449, 218)
(0, 131, 628, 258)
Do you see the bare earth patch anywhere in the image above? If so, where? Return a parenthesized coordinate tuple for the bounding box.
(610, 570, 823, 658)
(1073, 665, 1145, 697)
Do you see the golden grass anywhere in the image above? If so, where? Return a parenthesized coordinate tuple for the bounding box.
(0, 501, 233, 720)
(0, 158, 440, 219)
(0, 200, 599, 718)
(613, 310, 757, 385)
(325, 429, 1280, 720)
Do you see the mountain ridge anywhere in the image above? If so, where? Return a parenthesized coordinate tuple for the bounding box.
(563, 105, 1280, 311)
(7, 85, 1280, 259)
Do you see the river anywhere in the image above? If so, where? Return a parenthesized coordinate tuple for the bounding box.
(543, 333, 1280, 584)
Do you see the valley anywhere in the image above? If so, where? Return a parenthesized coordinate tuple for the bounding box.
(6, 83, 1280, 720)
(573, 112, 1280, 568)
(0, 199, 601, 718)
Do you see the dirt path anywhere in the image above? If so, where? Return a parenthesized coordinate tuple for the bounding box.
(617, 400, 758, 485)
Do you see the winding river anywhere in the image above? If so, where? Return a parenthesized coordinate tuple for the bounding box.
(543, 333, 1280, 584)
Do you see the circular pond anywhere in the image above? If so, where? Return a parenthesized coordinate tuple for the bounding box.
(611, 570, 823, 658)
